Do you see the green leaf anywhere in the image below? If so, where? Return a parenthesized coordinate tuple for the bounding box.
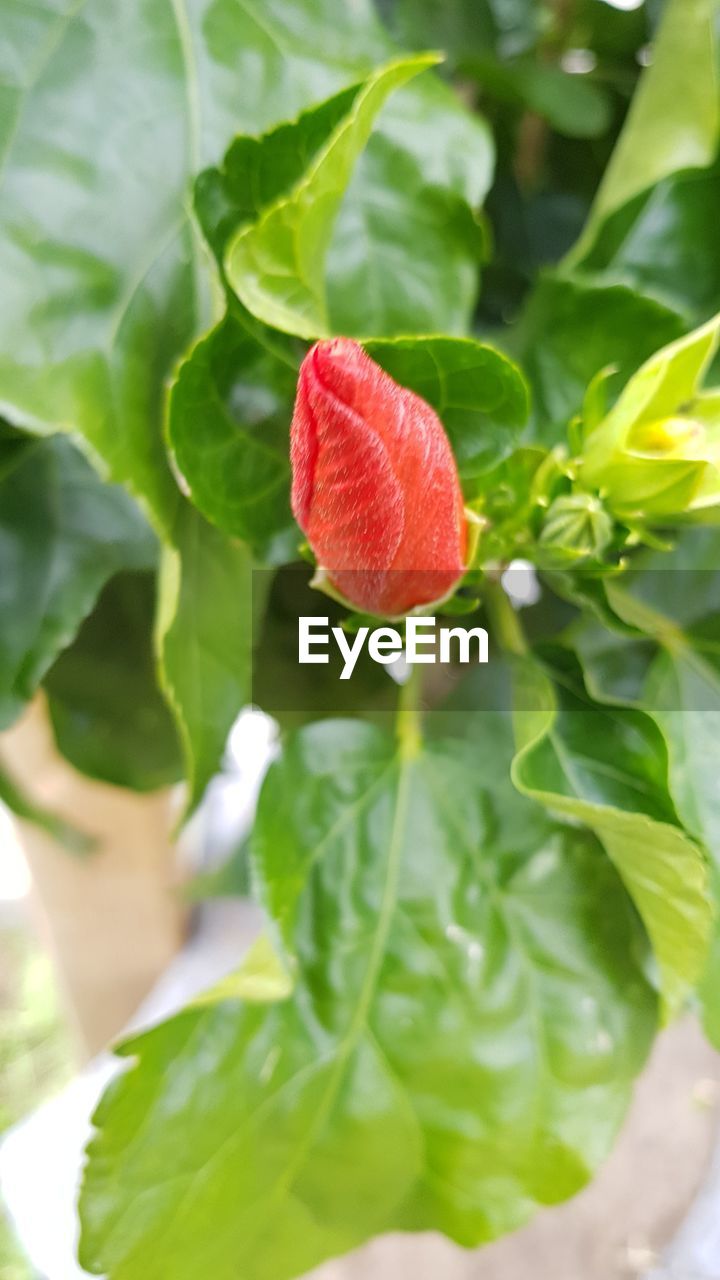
(510, 645, 712, 1016)
(519, 275, 686, 443)
(167, 307, 300, 559)
(224, 54, 442, 339)
(80, 720, 656, 1278)
(326, 133, 486, 337)
(578, 164, 720, 322)
(44, 573, 183, 793)
(0, 431, 156, 731)
(157, 507, 252, 816)
(571, 0, 720, 261)
(572, 540, 720, 1045)
(366, 335, 529, 478)
(195, 87, 364, 263)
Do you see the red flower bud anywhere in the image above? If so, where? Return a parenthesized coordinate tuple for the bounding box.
(291, 339, 467, 616)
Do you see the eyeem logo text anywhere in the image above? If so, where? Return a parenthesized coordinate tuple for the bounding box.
(299, 616, 489, 680)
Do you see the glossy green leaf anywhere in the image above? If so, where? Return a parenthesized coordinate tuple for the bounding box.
(326, 133, 486, 337)
(0, 431, 156, 731)
(510, 647, 712, 1016)
(157, 507, 252, 815)
(44, 573, 183, 793)
(519, 275, 686, 443)
(167, 307, 300, 559)
(366, 336, 530, 478)
(224, 54, 442, 338)
(571, 0, 720, 261)
(578, 165, 720, 322)
(80, 720, 656, 1278)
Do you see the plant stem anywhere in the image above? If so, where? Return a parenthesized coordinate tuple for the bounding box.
(484, 579, 528, 657)
(396, 662, 423, 758)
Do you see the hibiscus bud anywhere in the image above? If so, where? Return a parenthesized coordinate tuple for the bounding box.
(290, 339, 467, 616)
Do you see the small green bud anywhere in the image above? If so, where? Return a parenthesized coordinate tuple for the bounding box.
(538, 493, 614, 565)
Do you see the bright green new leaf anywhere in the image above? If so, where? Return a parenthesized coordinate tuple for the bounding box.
(0, 430, 156, 731)
(580, 313, 720, 522)
(195, 87, 365, 265)
(224, 55, 442, 339)
(80, 721, 656, 1279)
(510, 647, 712, 1017)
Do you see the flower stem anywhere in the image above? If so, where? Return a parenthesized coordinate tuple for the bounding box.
(396, 663, 423, 759)
(484, 579, 528, 657)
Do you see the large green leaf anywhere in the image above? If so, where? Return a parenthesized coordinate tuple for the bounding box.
(578, 164, 720, 323)
(519, 275, 686, 443)
(510, 647, 712, 1016)
(224, 54, 442, 338)
(156, 507, 252, 815)
(80, 720, 655, 1278)
(571, 0, 720, 262)
(0, 0, 490, 529)
(44, 573, 183, 793)
(0, 429, 156, 731)
(325, 131, 486, 337)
